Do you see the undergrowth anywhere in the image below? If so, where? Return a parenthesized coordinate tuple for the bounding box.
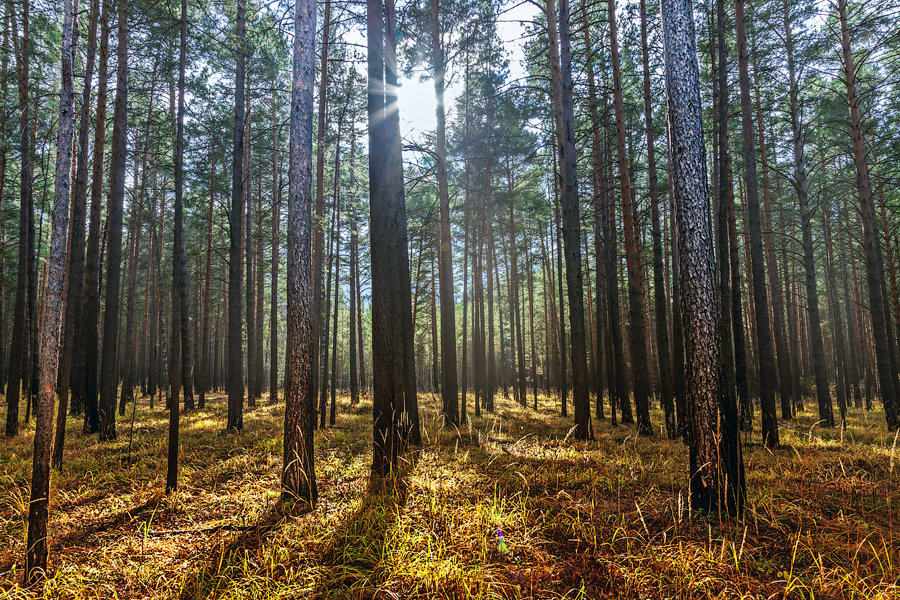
(1, 391, 898, 599)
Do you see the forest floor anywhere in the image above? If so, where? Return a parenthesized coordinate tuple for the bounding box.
(1, 390, 898, 599)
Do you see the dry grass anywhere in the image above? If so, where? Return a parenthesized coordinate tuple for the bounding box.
(1, 390, 898, 599)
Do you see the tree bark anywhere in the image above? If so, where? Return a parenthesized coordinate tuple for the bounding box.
(168, 0, 189, 493)
(269, 109, 280, 404)
(735, 0, 778, 447)
(98, 0, 129, 442)
(662, 0, 744, 514)
(24, 0, 78, 580)
(5, 0, 32, 438)
(555, 0, 591, 438)
(639, 0, 673, 436)
(609, 0, 650, 434)
(282, 0, 317, 504)
(431, 0, 458, 425)
(54, 0, 98, 458)
(837, 0, 899, 430)
(199, 140, 216, 408)
(781, 6, 831, 425)
(712, 0, 740, 446)
(311, 0, 332, 425)
(368, 0, 420, 479)
(228, 0, 246, 430)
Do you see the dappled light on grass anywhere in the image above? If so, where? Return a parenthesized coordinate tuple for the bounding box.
(1, 392, 898, 598)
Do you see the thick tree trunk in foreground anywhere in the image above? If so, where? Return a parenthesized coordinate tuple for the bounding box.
(282, 0, 317, 504)
(368, 0, 419, 480)
(662, 0, 744, 515)
(24, 0, 77, 581)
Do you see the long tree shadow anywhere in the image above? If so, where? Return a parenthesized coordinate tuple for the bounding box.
(311, 452, 417, 599)
(179, 501, 312, 599)
(178, 451, 417, 600)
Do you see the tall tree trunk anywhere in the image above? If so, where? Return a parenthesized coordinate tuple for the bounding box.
(255, 183, 265, 399)
(24, 0, 77, 580)
(98, 0, 129, 442)
(329, 138, 342, 426)
(349, 180, 359, 406)
(368, 0, 420, 479)
(837, 0, 899, 430)
(151, 179, 167, 406)
(555, 0, 591, 438)
(0, 10, 8, 396)
(508, 197, 526, 406)
(319, 190, 337, 426)
(553, 175, 565, 416)
(168, 0, 189, 493)
(583, 12, 609, 421)
(780, 202, 800, 411)
(269, 109, 280, 404)
(54, 0, 98, 457)
(245, 93, 257, 406)
(878, 193, 900, 354)
(486, 183, 497, 411)
(355, 219, 366, 393)
(199, 140, 216, 408)
(543, 0, 566, 416)
(387, 0, 420, 443)
(639, 0, 673, 436)
(609, 0, 650, 434)
(735, 0, 778, 447)
(666, 113, 687, 439)
(431, 253, 439, 392)
(823, 206, 849, 426)
(712, 0, 740, 445)
(431, 0, 458, 425)
(781, 5, 831, 425)
(282, 0, 317, 504)
(662, 0, 744, 515)
(527, 243, 539, 409)
(120, 156, 145, 415)
(228, 0, 246, 430)
(4, 0, 31, 438)
(460, 68, 471, 421)
(311, 0, 332, 427)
